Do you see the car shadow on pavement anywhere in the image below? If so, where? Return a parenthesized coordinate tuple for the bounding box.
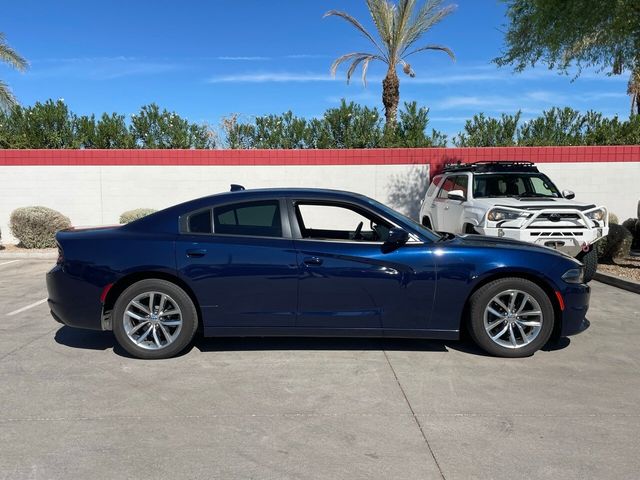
(54, 326, 571, 359)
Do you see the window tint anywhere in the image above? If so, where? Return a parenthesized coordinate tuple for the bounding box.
(426, 175, 443, 197)
(213, 200, 282, 237)
(437, 177, 457, 199)
(295, 202, 391, 242)
(188, 210, 212, 233)
(452, 175, 468, 196)
(473, 174, 560, 198)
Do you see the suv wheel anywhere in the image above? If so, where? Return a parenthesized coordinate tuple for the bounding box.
(422, 216, 433, 229)
(578, 248, 598, 283)
(468, 277, 554, 357)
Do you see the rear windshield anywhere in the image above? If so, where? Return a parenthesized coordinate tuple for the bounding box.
(473, 173, 561, 199)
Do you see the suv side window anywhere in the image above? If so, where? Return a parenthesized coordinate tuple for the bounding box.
(426, 175, 443, 197)
(453, 175, 468, 197)
(437, 176, 457, 199)
(213, 200, 282, 238)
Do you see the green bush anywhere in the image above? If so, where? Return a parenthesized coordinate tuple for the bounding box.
(622, 218, 640, 250)
(596, 224, 633, 263)
(9, 206, 71, 248)
(119, 208, 157, 224)
(609, 213, 619, 225)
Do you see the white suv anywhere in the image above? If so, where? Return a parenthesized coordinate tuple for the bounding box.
(419, 162, 608, 282)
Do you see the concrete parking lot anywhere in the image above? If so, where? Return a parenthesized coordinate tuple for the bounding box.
(1, 259, 639, 480)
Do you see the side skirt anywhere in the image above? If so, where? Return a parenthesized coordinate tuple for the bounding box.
(203, 326, 459, 341)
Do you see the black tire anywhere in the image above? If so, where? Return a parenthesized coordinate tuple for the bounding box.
(464, 223, 477, 234)
(578, 248, 598, 283)
(113, 279, 198, 359)
(422, 216, 433, 229)
(468, 277, 555, 358)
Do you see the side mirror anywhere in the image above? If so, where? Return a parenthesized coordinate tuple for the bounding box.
(562, 190, 575, 200)
(385, 227, 409, 247)
(447, 189, 466, 202)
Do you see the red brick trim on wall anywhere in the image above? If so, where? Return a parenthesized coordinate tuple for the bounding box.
(0, 147, 638, 173)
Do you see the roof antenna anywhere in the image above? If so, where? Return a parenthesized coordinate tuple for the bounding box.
(230, 184, 245, 192)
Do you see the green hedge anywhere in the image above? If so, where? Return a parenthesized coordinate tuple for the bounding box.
(119, 208, 157, 224)
(10, 206, 71, 248)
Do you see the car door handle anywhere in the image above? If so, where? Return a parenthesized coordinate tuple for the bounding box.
(303, 256, 323, 266)
(186, 248, 207, 258)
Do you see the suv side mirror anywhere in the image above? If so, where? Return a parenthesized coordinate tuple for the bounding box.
(385, 227, 409, 247)
(562, 190, 575, 200)
(447, 189, 466, 202)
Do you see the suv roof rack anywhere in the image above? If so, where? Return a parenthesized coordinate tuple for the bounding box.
(442, 161, 539, 174)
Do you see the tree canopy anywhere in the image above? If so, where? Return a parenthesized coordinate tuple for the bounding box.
(494, 0, 640, 113)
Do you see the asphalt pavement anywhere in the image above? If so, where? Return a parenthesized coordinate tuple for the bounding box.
(1, 259, 638, 480)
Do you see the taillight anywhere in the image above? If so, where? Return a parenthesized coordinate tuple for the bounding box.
(56, 244, 64, 265)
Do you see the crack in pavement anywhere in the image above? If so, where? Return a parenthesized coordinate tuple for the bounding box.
(383, 350, 446, 480)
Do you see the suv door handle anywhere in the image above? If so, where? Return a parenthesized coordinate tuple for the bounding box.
(186, 248, 207, 258)
(303, 256, 323, 266)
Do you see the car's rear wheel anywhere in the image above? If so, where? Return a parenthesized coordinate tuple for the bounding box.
(578, 247, 597, 283)
(468, 277, 554, 357)
(113, 279, 198, 359)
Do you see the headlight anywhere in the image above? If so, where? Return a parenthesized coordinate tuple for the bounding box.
(486, 208, 530, 222)
(562, 268, 584, 284)
(586, 209, 605, 221)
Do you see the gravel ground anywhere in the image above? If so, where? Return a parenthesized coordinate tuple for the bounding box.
(598, 254, 640, 282)
(0, 244, 56, 254)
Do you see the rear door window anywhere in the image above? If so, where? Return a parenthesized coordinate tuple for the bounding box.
(213, 200, 282, 238)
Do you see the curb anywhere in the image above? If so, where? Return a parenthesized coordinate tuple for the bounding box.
(594, 272, 640, 294)
(0, 251, 57, 260)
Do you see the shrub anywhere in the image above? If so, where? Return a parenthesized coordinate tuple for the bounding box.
(120, 208, 157, 224)
(596, 224, 633, 263)
(622, 218, 640, 250)
(609, 213, 619, 225)
(10, 206, 71, 248)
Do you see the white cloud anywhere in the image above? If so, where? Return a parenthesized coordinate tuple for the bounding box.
(207, 72, 335, 83)
(216, 56, 271, 61)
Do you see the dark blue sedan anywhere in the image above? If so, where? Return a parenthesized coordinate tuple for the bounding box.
(46, 187, 590, 359)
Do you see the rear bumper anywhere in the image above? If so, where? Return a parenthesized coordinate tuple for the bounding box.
(560, 283, 591, 337)
(46, 265, 104, 331)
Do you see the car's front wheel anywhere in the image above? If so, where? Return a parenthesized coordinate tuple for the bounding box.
(468, 277, 554, 357)
(113, 279, 198, 359)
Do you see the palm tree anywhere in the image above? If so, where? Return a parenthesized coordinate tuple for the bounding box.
(0, 32, 28, 110)
(325, 0, 455, 129)
(628, 67, 640, 116)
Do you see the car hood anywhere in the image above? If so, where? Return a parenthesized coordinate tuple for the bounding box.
(443, 233, 577, 261)
(473, 197, 596, 211)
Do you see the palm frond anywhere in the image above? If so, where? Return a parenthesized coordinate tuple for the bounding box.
(361, 56, 375, 86)
(392, 0, 417, 57)
(0, 33, 28, 72)
(0, 79, 18, 111)
(366, 0, 396, 52)
(403, 44, 455, 61)
(324, 10, 388, 61)
(401, 1, 456, 55)
(330, 52, 381, 77)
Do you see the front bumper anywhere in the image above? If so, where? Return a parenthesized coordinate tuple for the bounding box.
(476, 226, 606, 256)
(559, 283, 591, 337)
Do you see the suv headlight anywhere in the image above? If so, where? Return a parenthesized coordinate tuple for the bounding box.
(487, 208, 531, 222)
(586, 208, 605, 221)
(562, 268, 584, 284)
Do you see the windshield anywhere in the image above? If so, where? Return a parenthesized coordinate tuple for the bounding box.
(473, 173, 561, 199)
(365, 198, 441, 241)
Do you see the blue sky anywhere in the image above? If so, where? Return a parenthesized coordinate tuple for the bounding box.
(1, 0, 631, 140)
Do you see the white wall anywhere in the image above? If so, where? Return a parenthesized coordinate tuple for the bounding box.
(1, 161, 637, 245)
(536, 163, 640, 221)
(0, 164, 426, 244)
